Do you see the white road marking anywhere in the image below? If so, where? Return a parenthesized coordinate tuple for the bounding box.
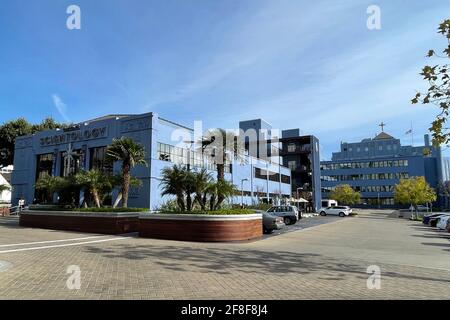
(0, 235, 109, 248)
(0, 237, 129, 254)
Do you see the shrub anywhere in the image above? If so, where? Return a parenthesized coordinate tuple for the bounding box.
(158, 209, 255, 215)
(73, 207, 149, 213)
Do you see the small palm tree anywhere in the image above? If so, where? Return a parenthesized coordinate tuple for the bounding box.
(35, 176, 67, 203)
(193, 168, 213, 210)
(160, 165, 187, 211)
(106, 137, 148, 208)
(75, 170, 112, 208)
(208, 179, 237, 210)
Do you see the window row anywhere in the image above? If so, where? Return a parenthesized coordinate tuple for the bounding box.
(321, 172, 409, 182)
(321, 185, 395, 193)
(254, 168, 291, 184)
(157, 142, 231, 173)
(321, 159, 409, 170)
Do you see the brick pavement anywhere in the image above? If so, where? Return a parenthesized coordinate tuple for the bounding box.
(0, 213, 449, 299)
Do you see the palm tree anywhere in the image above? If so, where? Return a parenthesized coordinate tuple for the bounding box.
(109, 174, 142, 208)
(74, 170, 112, 208)
(200, 129, 245, 207)
(208, 179, 237, 210)
(106, 137, 148, 208)
(193, 168, 213, 210)
(200, 128, 246, 182)
(35, 176, 67, 204)
(160, 165, 187, 211)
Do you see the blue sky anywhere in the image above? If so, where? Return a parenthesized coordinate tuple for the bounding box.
(0, 0, 449, 159)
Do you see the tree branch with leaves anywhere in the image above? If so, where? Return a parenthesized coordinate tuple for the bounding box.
(412, 19, 450, 145)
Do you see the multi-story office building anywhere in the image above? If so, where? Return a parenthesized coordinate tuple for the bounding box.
(320, 130, 443, 207)
(279, 129, 322, 212)
(11, 113, 291, 209)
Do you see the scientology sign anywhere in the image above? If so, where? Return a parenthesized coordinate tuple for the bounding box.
(39, 127, 107, 146)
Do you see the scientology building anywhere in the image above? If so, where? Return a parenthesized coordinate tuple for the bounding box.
(11, 113, 292, 209)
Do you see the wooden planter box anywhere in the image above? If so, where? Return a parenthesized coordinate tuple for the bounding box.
(139, 213, 263, 242)
(20, 211, 140, 235)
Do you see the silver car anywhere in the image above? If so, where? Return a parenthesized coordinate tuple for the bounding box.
(266, 205, 299, 225)
(262, 212, 285, 234)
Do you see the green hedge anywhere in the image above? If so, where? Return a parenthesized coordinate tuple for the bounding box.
(159, 209, 255, 215)
(73, 207, 149, 213)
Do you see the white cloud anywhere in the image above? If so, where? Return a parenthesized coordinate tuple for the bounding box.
(51, 94, 71, 123)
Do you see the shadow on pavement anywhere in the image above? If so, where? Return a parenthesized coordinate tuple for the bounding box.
(84, 243, 450, 283)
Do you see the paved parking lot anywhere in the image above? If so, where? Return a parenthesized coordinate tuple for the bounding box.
(0, 212, 449, 299)
(263, 215, 341, 238)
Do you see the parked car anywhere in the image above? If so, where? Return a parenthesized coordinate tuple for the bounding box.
(266, 205, 299, 225)
(423, 213, 447, 225)
(429, 214, 450, 227)
(262, 212, 285, 234)
(437, 215, 450, 230)
(342, 206, 353, 214)
(319, 206, 351, 217)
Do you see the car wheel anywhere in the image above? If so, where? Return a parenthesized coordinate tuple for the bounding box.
(284, 217, 292, 225)
(339, 212, 345, 217)
(320, 211, 326, 216)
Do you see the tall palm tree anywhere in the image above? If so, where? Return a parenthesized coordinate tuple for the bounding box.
(200, 128, 246, 182)
(200, 128, 245, 207)
(160, 165, 187, 211)
(75, 170, 112, 208)
(110, 174, 142, 208)
(106, 137, 147, 208)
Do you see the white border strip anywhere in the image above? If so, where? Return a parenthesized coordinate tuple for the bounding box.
(0, 235, 108, 248)
(0, 237, 128, 254)
(140, 213, 262, 221)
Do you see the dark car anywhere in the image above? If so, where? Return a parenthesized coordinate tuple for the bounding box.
(428, 214, 450, 227)
(262, 212, 285, 234)
(423, 213, 447, 225)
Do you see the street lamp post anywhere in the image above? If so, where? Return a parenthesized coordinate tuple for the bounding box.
(241, 178, 248, 208)
(296, 187, 303, 211)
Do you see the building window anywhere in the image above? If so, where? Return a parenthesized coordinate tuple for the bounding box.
(281, 174, 291, 184)
(90, 147, 113, 174)
(35, 153, 54, 181)
(288, 161, 296, 170)
(365, 147, 369, 152)
(60, 149, 83, 177)
(287, 143, 296, 152)
(357, 147, 360, 152)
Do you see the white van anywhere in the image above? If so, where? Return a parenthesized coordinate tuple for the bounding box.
(321, 199, 338, 208)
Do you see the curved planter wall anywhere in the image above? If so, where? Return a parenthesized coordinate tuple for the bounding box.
(20, 211, 140, 235)
(139, 213, 263, 242)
